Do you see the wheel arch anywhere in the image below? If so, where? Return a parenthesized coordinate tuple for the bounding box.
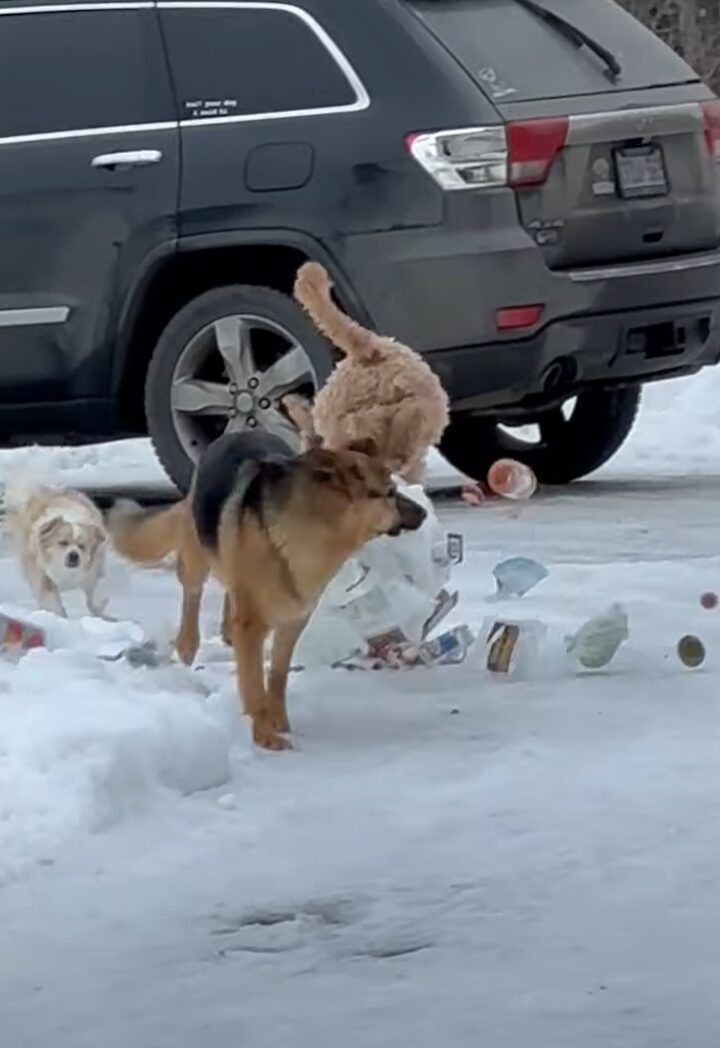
(113, 231, 360, 431)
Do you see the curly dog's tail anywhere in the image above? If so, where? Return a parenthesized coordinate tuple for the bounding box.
(107, 500, 184, 564)
(294, 262, 383, 363)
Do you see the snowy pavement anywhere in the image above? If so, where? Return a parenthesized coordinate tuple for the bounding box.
(1, 372, 720, 1048)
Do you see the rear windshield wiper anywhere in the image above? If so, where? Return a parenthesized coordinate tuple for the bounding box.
(512, 0, 623, 82)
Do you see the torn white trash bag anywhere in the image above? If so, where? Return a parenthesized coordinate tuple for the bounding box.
(294, 483, 450, 667)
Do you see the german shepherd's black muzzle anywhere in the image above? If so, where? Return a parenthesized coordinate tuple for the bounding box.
(388, 491, 427, 536)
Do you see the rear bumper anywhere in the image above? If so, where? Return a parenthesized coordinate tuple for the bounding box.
(428, 296, 720, 413)
(341, 214, 720, 412)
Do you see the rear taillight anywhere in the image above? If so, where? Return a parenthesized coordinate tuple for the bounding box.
(406, 117, 567, 191)
(405, 126, 507, 190)
(701, 100, 720, 163)
(506, 117, 569, 187)
(496, 304, 544, 331)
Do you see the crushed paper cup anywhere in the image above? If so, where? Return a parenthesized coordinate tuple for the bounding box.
(487, 459, 537, 500)
(490, 556, 548, 601)
(677, 634, 705, 669)
(565, 602, 629, 669)
(476, 616, 547, 677)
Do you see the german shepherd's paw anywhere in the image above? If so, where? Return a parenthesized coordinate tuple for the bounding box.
(253, 716, 292, 751)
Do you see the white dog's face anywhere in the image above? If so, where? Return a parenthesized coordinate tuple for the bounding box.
(36, 516, 105, 588)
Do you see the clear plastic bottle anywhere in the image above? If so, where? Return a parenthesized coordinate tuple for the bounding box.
(487, 458, 537, 500)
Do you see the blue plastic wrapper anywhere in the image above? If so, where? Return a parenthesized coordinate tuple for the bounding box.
(490, 556, 548, 600)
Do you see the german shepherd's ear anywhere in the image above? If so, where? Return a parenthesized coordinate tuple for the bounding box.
(343, 437, 379, 459)
(310, 462, 347, 489)
(306, 452, 352, 494)
(260, 459, 293, 485)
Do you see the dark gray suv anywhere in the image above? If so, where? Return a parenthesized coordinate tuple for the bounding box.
(0, 0, 718, 488)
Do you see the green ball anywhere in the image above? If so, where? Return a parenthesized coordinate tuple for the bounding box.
(677, 635, 706, 669)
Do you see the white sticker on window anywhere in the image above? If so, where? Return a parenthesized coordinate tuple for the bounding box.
(184, 99, 239, 119)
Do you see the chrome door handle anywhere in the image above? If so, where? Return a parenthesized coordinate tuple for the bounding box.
(91, 149, 163, 170)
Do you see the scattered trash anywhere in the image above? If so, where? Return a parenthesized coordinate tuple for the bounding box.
(491, 556, 548, 600)
(365, 627, 408, 665)
(700, 591, 718, 610)
(677, 634, 705, 669)
(345, 623, 475, 670)
(295, 482, 468, 669)
(477, 617, 547, 677)
(0, 612, 45, 660)
(487, 459, 537, 500)
(565, 603, 629, 669)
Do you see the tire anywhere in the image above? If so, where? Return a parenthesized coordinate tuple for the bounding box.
(144, 284, 334, 492)
(440, 386, 642, 485)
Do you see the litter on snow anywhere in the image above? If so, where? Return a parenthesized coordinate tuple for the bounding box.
(677, 633, 706, 668)
(565, 602, 630, 670)
(490, 556, 548, 600)
(0, 611, 45, 660)
(487, 458, 538, 500)
(294, 481, 473, 670)
(476, 617, 547, 677)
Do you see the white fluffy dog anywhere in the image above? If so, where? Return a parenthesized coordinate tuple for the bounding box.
(5, 482, 109, 617)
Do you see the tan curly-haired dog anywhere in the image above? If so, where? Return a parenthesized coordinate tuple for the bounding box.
(284, 262, 449, 483)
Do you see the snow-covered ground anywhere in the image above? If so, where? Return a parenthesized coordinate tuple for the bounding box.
(1, 372, 720, 1048)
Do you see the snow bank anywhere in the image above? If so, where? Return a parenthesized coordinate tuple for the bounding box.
(606, 367, 720, 475)
(0, 437, 169, 493)
(0, 614, 233, 882)
(0, 438, 469, 493)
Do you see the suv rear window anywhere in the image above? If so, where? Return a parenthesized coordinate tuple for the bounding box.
(161, 7, 362, 120)
(403, 0, 698, 103)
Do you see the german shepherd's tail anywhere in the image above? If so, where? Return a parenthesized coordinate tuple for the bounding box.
(107, 499, 185, 564)
(294, 262, 383, 363)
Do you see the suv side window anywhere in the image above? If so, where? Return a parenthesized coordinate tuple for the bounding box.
(159, 4, 366, 121)
(0, 9, 173, 139)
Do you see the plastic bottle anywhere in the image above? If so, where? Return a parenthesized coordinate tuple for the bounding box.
(487, 458, 537, 500)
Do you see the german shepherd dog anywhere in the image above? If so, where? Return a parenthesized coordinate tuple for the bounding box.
(110, 431, 426, 750)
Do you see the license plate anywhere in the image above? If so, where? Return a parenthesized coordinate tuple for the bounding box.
(614, 145, 668, 199)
